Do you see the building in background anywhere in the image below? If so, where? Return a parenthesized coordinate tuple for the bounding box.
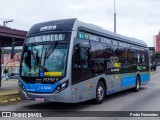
(153, 32, 160, 52)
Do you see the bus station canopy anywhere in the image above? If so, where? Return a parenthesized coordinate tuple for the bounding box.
(0, 26, 27, 87)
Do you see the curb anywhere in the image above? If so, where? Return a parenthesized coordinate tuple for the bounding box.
(0, 93, 21, 105)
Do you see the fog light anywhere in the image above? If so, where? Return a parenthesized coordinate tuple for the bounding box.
(54, 81, 68, 93)
(19, 81, 26, 91)
(62, 82, 67, 88)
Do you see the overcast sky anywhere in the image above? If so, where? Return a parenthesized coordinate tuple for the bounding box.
(0, 0, 160, 47)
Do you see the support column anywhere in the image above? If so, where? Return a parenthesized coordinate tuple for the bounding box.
(11, 38, 15, 75)
(0, 42, 2, 87)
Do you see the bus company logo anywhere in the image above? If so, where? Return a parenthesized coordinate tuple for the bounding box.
(40, 25, 57, 31)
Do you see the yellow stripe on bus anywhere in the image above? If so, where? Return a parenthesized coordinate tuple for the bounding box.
(44, 72, 62, 76)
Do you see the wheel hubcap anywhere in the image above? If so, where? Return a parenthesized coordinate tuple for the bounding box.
(137, 79, 140, 89)
(97, 86, 104, 100)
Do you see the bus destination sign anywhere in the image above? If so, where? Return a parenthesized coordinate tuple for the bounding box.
(26, 34, 65, 43)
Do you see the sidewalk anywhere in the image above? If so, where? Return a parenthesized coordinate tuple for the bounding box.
(0, 79, 20, 104)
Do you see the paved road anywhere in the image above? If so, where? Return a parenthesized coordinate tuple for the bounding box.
(0, 68, 160, 120)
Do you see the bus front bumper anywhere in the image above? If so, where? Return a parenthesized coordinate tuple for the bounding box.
(19, 87, 76, 103)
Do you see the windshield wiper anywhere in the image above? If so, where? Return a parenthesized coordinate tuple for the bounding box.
(44, 41, 58, 59)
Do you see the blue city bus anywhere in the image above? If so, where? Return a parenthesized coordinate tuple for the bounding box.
(19, 18, 150, 104)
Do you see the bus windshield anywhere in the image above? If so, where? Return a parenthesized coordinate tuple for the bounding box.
(21, 43, 69, 77)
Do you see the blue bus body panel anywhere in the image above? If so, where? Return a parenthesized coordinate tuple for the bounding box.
(22, 81, 60, 93)
(121, 76, 136, 87)
(121, 73, 150, 87)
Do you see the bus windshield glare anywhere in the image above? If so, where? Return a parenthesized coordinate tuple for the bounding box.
(21, 41, 69, 77)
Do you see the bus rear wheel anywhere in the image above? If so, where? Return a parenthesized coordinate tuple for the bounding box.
(95, 81, 105, 104)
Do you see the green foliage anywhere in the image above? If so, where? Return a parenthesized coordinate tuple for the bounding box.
(154, 52, 160, 59)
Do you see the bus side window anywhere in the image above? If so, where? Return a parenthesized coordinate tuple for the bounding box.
(90, 41, 104, 73)
(80, 47, 89, 69)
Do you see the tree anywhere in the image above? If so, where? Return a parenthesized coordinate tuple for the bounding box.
(152, 52, 160, 64)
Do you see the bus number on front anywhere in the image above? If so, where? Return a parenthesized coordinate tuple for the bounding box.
(40, 86, 52, 90)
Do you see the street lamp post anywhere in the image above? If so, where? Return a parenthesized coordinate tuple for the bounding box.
(3, 19, 13, 27)
(114, 0, 116, 33)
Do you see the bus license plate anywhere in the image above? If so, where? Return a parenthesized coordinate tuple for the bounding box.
(35, 98, 44, 101)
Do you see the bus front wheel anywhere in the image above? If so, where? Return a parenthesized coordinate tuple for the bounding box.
(95, 81, 105, 104)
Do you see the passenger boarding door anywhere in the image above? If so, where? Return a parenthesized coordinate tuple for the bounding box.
(72, 39, 93, 101)
(72, 39, 92, 84)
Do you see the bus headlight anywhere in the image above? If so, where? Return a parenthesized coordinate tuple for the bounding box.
(19, 81, 26, 91)
(54, 81, 68, 93)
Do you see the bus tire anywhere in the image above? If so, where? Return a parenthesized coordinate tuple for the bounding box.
(134, 76, 140, 92)
(95, 81, 105, 104)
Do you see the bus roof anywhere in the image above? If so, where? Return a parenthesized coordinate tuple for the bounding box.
(27, 18, 147, 47)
